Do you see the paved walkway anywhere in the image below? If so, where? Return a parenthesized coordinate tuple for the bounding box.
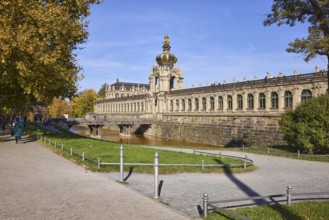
(0, 136, 190, 220)
(106, 146, 329, 218)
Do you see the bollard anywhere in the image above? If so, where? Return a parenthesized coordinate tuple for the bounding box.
(267, 147, 270, 154)
(287, 186, 292, 205)
(120, 145, 124, 182)
(242, 144, 245, 151)
(40, 135, 43, 140)
(243, 155, 248, 169)
(70, 148, 73, 156)
(193, 149, 196, 154)
(82, 152, 85, 161)
(154, 152, 159, 199)
(203, 193, 208, 218)
(218, 152, 222, 158)
(49, 139, 51, 146)
(298, 150, 300, 158)
(44, 137, 46, 142)
(201, 160, 204, 170)
(97, 158, 101, 170)
(61, 144, 64, 151)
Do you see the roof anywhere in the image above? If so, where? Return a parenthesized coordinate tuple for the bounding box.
(110, 79, 150, 90)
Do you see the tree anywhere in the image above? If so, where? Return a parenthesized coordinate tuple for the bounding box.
(0, 0, 101, 112)
(70, 89, 98, 118)
(98, 83, 108, 99)
(264, 0, 329, 92)
(48, 97, 70, 118)
(280, 94, 329, 154)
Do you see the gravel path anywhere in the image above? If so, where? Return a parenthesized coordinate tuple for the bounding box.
(104, 147, 329, 219)
(0, 137, 190, 220)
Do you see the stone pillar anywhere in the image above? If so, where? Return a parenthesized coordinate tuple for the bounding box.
(254, 92, 259, 110)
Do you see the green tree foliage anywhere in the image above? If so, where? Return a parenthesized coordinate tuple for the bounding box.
(98, 83, 108, 99)
(48, 97, 70, 118)
(70, 89, 98, 118)
(264, 0, 329, 91)
(280, 94, 329, 154)
(0, 0, 101, 112)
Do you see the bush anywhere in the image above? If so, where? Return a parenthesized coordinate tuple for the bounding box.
(280, 94, 329, 154)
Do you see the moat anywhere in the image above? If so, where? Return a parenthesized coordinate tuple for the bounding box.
(70, 125, 210, 148)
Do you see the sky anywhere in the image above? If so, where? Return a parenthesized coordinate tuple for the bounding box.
(75, 0, 327, 92)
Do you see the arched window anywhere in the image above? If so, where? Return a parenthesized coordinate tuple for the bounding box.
(237, 94, 243, 110)
(271, 92, 279, 109)
(227, 95, 233, 110)
(182, 99, 186, 111)
(218, 96, 223, 110)
(115, 93, 119, 98)
(188, 99, 192, 111)
(210, 97, 215, 111)
(284, 91, 293, 109)
(175, 99, 179, 111)
(247, 94, 254, 109)
(301, 90, 312, 102)
(259, 93, 266, 109)
(202, 97, 207, 111)
(195, 98, 199, 111)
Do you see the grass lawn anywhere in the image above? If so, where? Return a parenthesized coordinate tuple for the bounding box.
(217, 145, 329, 162)
(26, 123, 254, 174)
(206, 201, 329, 220)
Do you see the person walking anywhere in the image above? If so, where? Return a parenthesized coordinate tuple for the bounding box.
(13, 116, 24, 143)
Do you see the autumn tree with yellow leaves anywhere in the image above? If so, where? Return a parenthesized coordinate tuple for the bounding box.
(70, 89, 98, 118)
(48, 97, 70, 118)
(0, 0, 101, 112)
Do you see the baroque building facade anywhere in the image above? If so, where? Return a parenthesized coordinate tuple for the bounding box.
(94, 35, 328, 147)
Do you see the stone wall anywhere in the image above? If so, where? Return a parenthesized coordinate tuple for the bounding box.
(144, 114, 286, 147)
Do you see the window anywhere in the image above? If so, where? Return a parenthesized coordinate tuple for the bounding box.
(182, 99, 185, 111)
(202, 97, 207, 111)
(227, 95, 233, 110)
(301, 90, 312, 102)
(141, 102, 144, 112)
(188, 99, 192, 111)
(237, 95, 243, 110)
(175, 99, 179, 111)
(218, 96, 223, 110)
(259, 93, 266, 109)
(284, 91, 293, 109)
(247, 94, 254, 109)
(271, 92, 279, 109)
(170, 100, 173, 111)
(195, 98, 199, 111)
(210, 97, 215, 111)
(137, 103, 140, 112)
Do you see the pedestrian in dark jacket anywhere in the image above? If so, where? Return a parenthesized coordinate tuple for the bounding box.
(13, 116, 24, 143)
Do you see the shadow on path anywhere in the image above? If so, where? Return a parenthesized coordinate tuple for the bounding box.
(212, 158, 302, 220)
(124, 167, 134, 182)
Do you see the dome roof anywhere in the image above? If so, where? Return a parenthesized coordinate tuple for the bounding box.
(156, 35, 177, 66)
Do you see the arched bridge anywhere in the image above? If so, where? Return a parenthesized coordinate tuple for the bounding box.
(66, 117, 155, 136)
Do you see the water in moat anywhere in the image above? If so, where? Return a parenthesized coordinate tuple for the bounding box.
(69, 125, 211, 147)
